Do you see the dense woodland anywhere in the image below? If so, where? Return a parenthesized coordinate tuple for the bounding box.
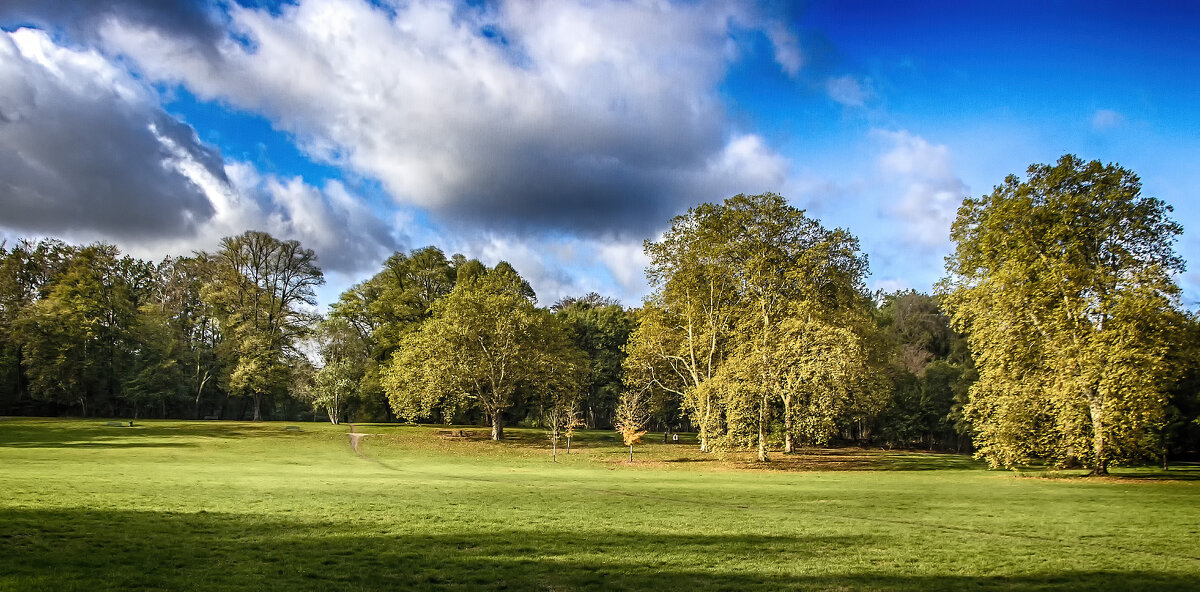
(2, 156, 1198, 469)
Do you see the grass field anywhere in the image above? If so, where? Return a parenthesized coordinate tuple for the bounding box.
(0, 418, 1197, 591)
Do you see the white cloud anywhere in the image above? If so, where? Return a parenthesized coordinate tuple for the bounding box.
(766, 21, 802, 76)
(96, 0, 796, 237)
(0, 27, 399, 275)
(1092, 108, 1125, 131)
(874, 129, 968, 248)
(826, 75, 870, 107)
(870, 278, 912, 295)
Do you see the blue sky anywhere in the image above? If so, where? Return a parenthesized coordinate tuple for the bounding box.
(1, 0, 1198, 309)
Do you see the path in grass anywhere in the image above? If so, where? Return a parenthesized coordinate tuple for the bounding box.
(1, 418, 1198, 591)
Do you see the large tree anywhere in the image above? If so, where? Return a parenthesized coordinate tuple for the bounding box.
(940, 155, 1184, 474)
(626, 194, 878, 459)
(383, 263, 584, 440)
(203, 231, 324, 421)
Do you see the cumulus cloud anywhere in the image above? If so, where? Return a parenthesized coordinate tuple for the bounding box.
(0, 0, 223, 49)
(874, 130, 968, 248)
(0, 27, 399, 274)
(0, 28, 220, 239)
(456, 233, 650, 307)
(96, 0, 795, 238)
(1092, 108, 1125, 131)
(224, 165, 402, 273)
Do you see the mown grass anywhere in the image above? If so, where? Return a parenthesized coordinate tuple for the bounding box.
(0, 418, 1197, 591)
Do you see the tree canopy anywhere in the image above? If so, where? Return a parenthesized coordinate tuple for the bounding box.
(625, 193, 882, 459)
(940, 155, 1184, 474)
(383, 262, 585, 440)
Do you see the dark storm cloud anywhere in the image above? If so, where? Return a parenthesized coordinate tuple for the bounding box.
(0, 29, 222, 239)
(0, 0, 223, 50)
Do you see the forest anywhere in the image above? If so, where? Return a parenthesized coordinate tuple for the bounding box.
(1, 157, 1198, 471)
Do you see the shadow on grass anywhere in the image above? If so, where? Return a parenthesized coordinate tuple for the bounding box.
(0, 506, 1194, 591)
(713, 448, 988, 472)
(0, 420, 308, 449)
(1014, 466, 1200, 483)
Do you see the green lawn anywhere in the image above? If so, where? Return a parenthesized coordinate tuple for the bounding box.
(0, 418, 1197, 591)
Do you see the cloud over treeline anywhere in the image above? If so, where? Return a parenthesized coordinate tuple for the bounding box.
(0, 26, 400, 273)
(95, 0, 797, 237)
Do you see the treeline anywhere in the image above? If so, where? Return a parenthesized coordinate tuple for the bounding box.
(0, 229, 974, 450)
(0, 231, 324, 420)
(2, 158, 1199, 467)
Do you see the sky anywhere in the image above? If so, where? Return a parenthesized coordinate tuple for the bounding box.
(1, 0, 1198, 310)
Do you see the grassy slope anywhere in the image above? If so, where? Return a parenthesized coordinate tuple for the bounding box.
(0, 418, 1197, 591)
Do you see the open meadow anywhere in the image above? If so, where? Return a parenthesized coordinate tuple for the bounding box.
(0, 418, 1198, 591)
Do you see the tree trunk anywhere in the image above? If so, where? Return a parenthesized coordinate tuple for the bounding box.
(783, 396, 794, 454)
(757, 392, 768, 462)
(629, 444, 633, 462)
(1087, 392, 1108, 476)
(490, 409, 504, 440)
(253, 393, 262, 421)
(566, 436, 572, 454)
(552, 437, 557, 462)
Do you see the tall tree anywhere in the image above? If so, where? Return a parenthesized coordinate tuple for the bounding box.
(383, 263, 584, 439)
(204, 231, 324, 421)
(940, 155, 1183, 474)
(625, 194, 877, 459)
(15, 244, 139, 416)
(0, 239, 74, 413)
(624, 201, 741, 452)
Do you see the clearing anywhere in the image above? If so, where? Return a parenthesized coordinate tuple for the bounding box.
(0, 418, 1197, 591)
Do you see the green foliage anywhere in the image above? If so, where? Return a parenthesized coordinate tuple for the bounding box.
(872, 291, 976, 450)
(204, 231, 324, 420)
(553, 293, 634, 428)
(626, 194, 880, 458)
(383, 263, 585, 439)
(941, 155, 1184, 473)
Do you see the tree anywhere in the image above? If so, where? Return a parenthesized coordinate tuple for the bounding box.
(383, 263, 584, 440)
(553, 295, 633, 428)
(546, 397, 584, 461)
(203, 231, 324, 421)
(0, 239, 74, 414)
(625, 194, 877, 459)
(614, 388, 649, 462)
(624, 201, 742, 452)
(15, 244, 140, 416)
(940, 155, 1184, 474)
(873, 291, 975, 450)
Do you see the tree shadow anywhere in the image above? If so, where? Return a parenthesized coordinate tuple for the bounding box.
(0, 507, 1193, 591)
(0, 420, 307, 449)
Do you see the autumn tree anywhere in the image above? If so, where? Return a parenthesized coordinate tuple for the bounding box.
(614, 387, 649, 462)
(940, 155, 1183, 474)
